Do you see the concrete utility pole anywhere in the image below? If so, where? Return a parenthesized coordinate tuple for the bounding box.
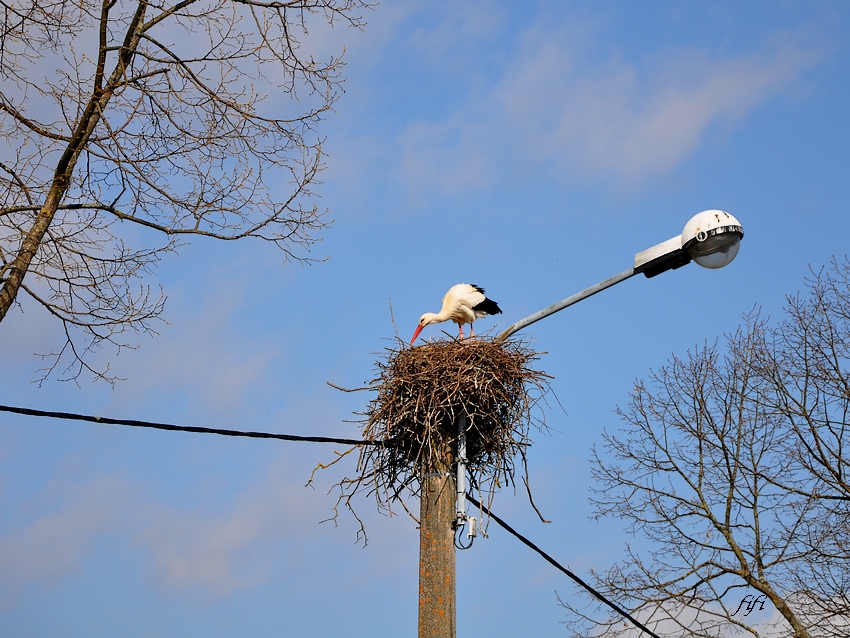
(418, 473, 456, 637)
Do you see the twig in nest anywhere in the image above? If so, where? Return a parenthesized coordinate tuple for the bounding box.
(306, 447, 356, 489)
(326, 381, 374, 393)
(389, 298, 400, 340)
(522, 455, 552, 523)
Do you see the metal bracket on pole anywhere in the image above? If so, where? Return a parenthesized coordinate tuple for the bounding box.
(456, 413, 468, 524)
(455, 413, 477, 542)
(498, 266, 637, 340)
(497, 212, 746, 340)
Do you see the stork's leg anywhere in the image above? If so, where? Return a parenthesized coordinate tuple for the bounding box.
(470, 324, 475, 338)
(457, 322, 465, 339)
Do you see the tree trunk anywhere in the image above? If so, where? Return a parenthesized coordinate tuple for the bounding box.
(0, 0, 147, 322)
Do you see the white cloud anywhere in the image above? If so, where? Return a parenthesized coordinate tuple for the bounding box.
(136, 463, 328, 594)
(0, 475, 133, 609)
(397, 20, 821, 193)
(399, 115, 495, 199)
(95, 265, 284, 417)
(595, 597, 791, 638)
(0, 460, 336, 604)
(506, 39, 820, 181)
(403, 0, 506, 67)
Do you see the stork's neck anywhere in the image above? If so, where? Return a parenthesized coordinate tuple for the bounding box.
(423, 311, 447, 325)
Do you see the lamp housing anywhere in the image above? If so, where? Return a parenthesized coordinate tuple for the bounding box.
(681, 210, 743, 269)
(634, 210, 744, 278)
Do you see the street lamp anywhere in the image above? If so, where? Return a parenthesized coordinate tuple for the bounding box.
(424, 209, 743, 638)
(498, 210, 744, 340)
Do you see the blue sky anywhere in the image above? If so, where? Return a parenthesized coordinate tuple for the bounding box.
(2, 1, 849, 636)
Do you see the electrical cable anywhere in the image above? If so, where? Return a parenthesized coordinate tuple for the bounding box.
(0, 404, 379, 446)
(465, 492, 663, 638)
(453, 520, 474, 550)
(2, 402, 657, 635)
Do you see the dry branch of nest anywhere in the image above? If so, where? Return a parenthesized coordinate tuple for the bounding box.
(315, 336, 553, 542)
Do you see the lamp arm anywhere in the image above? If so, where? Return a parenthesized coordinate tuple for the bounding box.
(497, 266, 637, 341)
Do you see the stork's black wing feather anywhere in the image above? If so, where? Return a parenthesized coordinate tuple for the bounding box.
(473, 297, 502, 315)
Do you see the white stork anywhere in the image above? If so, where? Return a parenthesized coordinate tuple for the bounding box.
(410, 283, 502, 344)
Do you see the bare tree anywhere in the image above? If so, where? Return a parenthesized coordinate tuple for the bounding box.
(561, 261, 850, 638)
(753, 258, 850, 637)
(0, 0, 371, 382)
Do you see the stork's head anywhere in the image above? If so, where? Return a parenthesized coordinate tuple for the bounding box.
(410, 313, 439, 344)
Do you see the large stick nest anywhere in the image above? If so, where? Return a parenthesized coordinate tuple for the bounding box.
(319, 336, 553, 535)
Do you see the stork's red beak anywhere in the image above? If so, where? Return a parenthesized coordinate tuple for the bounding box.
(410, 324, 424, 345)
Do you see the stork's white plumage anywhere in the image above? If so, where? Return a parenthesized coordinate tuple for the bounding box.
(410, 283, 502, 344)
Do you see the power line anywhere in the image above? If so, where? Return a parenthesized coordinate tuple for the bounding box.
(0, 404, 377, 446)
(3, 402, 658, 636)
(465, 493, 663, 638)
